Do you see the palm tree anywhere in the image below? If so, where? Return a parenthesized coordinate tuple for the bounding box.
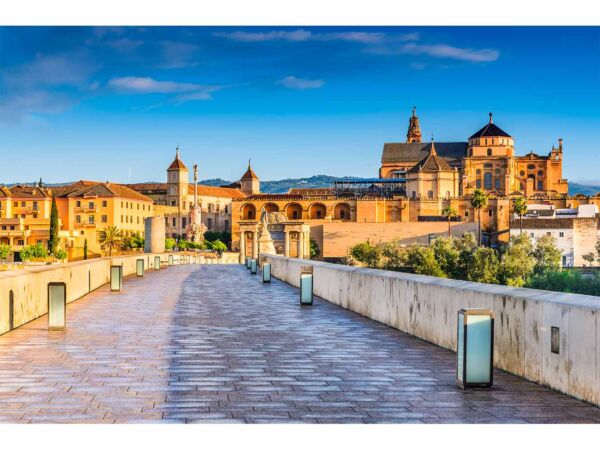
(471, 189, 489, 246)
(441, 205, 457, 237)
(513, 197, 528, 235)
(98, 226, 122, 256)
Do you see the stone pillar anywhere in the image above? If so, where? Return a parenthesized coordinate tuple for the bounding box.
(252, 231, 258, 258)
(297, 232, 304, 259)
(284, 231, 290, 257)
(240, 232, 246, 258)
(144, 216, 166, 253)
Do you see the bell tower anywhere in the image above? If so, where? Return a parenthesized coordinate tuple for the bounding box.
(406, 106, 422, 143)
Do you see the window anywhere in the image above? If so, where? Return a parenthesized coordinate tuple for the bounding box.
(412, 191, 416, 199)
(559, 231, 564, 238)
(88, 215, 95, 224)
(225, 220, 229, 229)
(13, 201, 17, 207)
(224, 205, 228, 214)
(537, 170, 544, 176)
(530, 233, 535, 238)
(172, 217, 176, 227)
(207, 218, 212, 230)
(76, 200, 81, 207)
(182, 217, 187, 228)
(519, 170, 525, 177)
(339, 210, 345, 220)
(75, 215, 81, 223)
(527, 164, 535, 170)
(487, 148, 492, 156)
(537, 180, 543, 191)
(101, 215, 107, 223)
(102, 200, 107, 207)
(208, 204, 213, 213)
(494, 168, 501, 175)
(21, 201, 25, 207)
(316, 209, 322, 219)
(562, 256, 567, 267)
(476, 179, 482, 189)
(546, 232, 551, 236)
(89, 201, 94, 209)
(216, 204, 220, 212)
(171, 201, 176, 206)
(465, 211, 469, 217)
(494, 178, 501, 189)
(427, 190, 434, 199)
(17, 239, 24, 246)
(484, 172, 492, 189)
(476, 169, 481, 175)
(484, 163, 493, 168)
(488, 209, 493, 217)
(33, 201, 38, 210)
(33, 214, 38, 219)
(120, 215, 123, 222)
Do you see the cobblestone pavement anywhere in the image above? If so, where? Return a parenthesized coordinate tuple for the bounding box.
(1, 265, 599, 424)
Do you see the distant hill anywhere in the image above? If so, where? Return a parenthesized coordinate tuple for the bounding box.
(200, 175, 361, 194)
(569, 183, 600, 196)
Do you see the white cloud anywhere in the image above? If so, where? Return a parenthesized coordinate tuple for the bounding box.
(106, 38, 144, 53)
(398, 42, 500, 62)
(213, 29, 392, 44)
(159, 41, 200, 69)
(107, 76, 226, 103)
(277, 76, 325, 90)
(0, 91, 73, 122)
(107, 77, 201, 94)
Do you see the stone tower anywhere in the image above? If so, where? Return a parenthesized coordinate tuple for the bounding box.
(406, 106, 422, 143)
(240, 160, 260, 195)
(167, 146, 189, 236)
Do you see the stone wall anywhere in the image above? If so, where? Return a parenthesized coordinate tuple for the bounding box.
(263, 254, 600, 407)
(0, 251, 240, 335)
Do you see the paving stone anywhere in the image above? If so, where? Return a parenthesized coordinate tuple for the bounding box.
(0, 265, 598, 424)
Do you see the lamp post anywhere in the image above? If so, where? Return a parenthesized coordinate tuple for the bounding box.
(47, 282, 66, 331)
(154, 255, 161, 270)
(457, 308, 494, 389)
(168, 254, 174, 266)
(262, 261, 271, 283)
(300, 266, 313, 306)
(246, 257, 252, 269)
(136, 258, 144, 277)
(250, 258, 257, 275)
(110, 265, 123, 291)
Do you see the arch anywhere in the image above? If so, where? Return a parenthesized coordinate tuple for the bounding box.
(263, 203, 279, 213)
(241, 203, 256, 220)
(9, 290, 14, 331)
(308, 202, 327, 219)
(333, 203, 351, 221)
(0, 237, 9, 246)
(285, 203, 303, 220)
(487, 148, 492, 156)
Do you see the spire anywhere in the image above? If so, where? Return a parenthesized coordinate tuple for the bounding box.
(489, 112, 493, 124)
(406, 106, 422, 143)
(430, 137, 437, 155)
(176, 145, 180, 159)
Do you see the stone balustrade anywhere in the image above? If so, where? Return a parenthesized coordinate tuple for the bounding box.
(263, 254, 600, 407)
(0, 251, 239, 335)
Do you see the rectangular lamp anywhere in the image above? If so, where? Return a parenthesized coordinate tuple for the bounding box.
(262, 262, 271, 283)
(154, 255, 161, 270)
(168, 254, 174, 266)
(136, 258, 144, 277)
(110, 265, 123, 291)
(300, 268, 313, 306)
(250, 258, 257, 274)
(457, 308, 494, 389)
(48, 282, 67, 331)
(246, 257, 251, 269)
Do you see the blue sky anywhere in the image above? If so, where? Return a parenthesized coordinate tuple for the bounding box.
(0, 26, 598, 184)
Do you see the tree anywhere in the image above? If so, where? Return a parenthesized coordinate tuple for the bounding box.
(211, 239, 227, 255)
(310, 239, 321, 259)
(432, 237, 459, 278)
(404, 244, 445, 277)
(0, 244, 12, 261)
(98, 226, 122, 256)
(83, 238, 88, 260)
(498, 234, 535, 287)
(583, 252, 596, 267)
(20, 244, 48, 262)
(441, 206, 457, 237)
(165, 238, 176, 251)
(466, 247, 499, 284)
(54, 249, 67, 261)
(596, 241, 600, 263)
(533, 235, 561, 274)
(513, 197, 528, 235)
(471, 189, 489, 246)
(47, 195, 59, 255)
(350, 241, 381, 268)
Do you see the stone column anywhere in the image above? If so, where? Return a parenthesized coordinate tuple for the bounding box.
(252, 231, 258, 258)
(239, 231, 246, 261)
(297, 232, 304, 259)
(284, 231, 290, 257)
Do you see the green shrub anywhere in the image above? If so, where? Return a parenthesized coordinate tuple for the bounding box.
(0, 244, 12, 260)
(165, 238, 176, 251)
(20, 244, 48, 261)
(527, 270, 600, 297)
(54, 249, 67, 261)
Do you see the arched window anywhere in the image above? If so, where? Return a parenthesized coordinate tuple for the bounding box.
(309, 203, 327, 219)
(285, 203, 303, 220)
(427, 191, 434, 199)
(527, 164, 535, 170)
(263, 203, 279, 213)
(334, 203, 351, 221)
(476, 179, 482, 189)
(242, 204, 256, 220)
(484, 172, 493, 189)
(487, 148, 492, 156)
(476, 169, 481, 175)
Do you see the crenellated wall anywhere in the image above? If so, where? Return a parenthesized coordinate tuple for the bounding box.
(263, 254, 600, 407)
(0, 252, 239, 335)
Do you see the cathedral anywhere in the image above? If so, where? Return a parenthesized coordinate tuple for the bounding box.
(380, 108, 568, 198)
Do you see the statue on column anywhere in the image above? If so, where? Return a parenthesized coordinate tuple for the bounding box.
(257, 206, 276, 255)
(186, 163, 207, 243)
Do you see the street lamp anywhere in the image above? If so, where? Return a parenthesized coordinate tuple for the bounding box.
(300, 266, 313, 306)
(47, 282, 66, 331)
(262, 261, 271, 283)
(246, 257, 252, 269)
(110, 265, 123, 292)
(457, 308, 494, 389)
(250, 258, 257, 275)
(154, 255, 161, 270)
(168, 254, 174, 266)
(136, 258, 144, 277)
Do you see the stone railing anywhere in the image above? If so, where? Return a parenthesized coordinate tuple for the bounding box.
(0, 251, 239, 335)
(263, 254, 600, 407)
